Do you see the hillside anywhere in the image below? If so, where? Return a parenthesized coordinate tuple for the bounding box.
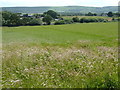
(2, 6, 118, 14)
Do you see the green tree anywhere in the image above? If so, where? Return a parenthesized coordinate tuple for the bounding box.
(93, 13, 97, 16)
(72, 17, 79, 22)
(85, 12, 93, 16)
(2, 11, 42, 26)
(28, 18, 42, 25)
(33, 14, 41, 18)
(23, 14, 28, 17)
(107, 12, 113, 17)
(42, 15, 53, 25)
(2, 11, 21, 26)
(20, 17, 32, 25)
(45, 10, 58, 19)
(115, 12, 120, 17)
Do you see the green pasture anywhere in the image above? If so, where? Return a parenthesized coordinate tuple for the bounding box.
(3, 22, 118, 46)
(2, 22, 119, 88)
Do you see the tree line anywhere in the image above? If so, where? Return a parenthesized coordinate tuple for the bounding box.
(1, 10, 120, 27)
(60, 11, 120, 17)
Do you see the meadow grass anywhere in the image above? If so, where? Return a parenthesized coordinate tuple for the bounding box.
(3, 22, 117, 44)
(2, 22, 119, 88)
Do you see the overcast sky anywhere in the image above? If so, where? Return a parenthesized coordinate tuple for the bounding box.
(0, 0, 119, 7)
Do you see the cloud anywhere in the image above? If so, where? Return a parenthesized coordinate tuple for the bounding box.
(74, 0, 119, 7)
(0, 0, 119, 7)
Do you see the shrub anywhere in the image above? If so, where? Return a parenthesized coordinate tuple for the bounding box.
(28, 19, 42, 26)
(112, 18, 119, 22)
(80, 18, 107, 23)
(72, 17, 79, 22)
(54, 20, 66, 25)
(65, 20, 74, 24)
(97, 18, 105, 22)
(80, 18, 90, 23)
(89, 18, 98, 22)
(103, 19, 108, 22)
(42, 15, 53, 25)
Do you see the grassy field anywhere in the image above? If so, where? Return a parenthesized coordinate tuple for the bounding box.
(2, 22, 119, 88)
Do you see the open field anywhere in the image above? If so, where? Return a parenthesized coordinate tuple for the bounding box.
(3, 22, 118, 44)
(2, 22, 119, 88)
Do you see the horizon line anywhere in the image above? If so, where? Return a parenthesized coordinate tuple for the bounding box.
(1, 5, 118, 8)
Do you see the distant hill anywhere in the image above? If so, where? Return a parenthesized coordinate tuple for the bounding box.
(1, 6, 118, 14)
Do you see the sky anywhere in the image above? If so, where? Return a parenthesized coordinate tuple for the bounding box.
(0, 0, 119, 7)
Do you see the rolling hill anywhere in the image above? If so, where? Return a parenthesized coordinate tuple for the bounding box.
(2, 6, 118, 14)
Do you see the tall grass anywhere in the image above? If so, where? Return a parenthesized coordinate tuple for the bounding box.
(2, 22, 119, 88)
(2, 41, 118, 88)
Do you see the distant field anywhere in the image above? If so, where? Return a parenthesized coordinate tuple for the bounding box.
(3, 22, 117, 45)
(62, 16, 113, 21)
(2, 22, 118, 88)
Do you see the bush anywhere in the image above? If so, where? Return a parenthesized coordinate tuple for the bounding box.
(65, 20, 74, 24)
(103, 19, 108, 22)
(80, 18, 107, 23)
(89, 18, 98, 22)
(97, 18, 104, 22)
(112, 18, 119, 22)
(72, 17, 79, 22)
(54, 20, 66, 25)
(80, 18, 90, 23)
(28, 19, 42, 26)
(42, 15, 53, 25)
